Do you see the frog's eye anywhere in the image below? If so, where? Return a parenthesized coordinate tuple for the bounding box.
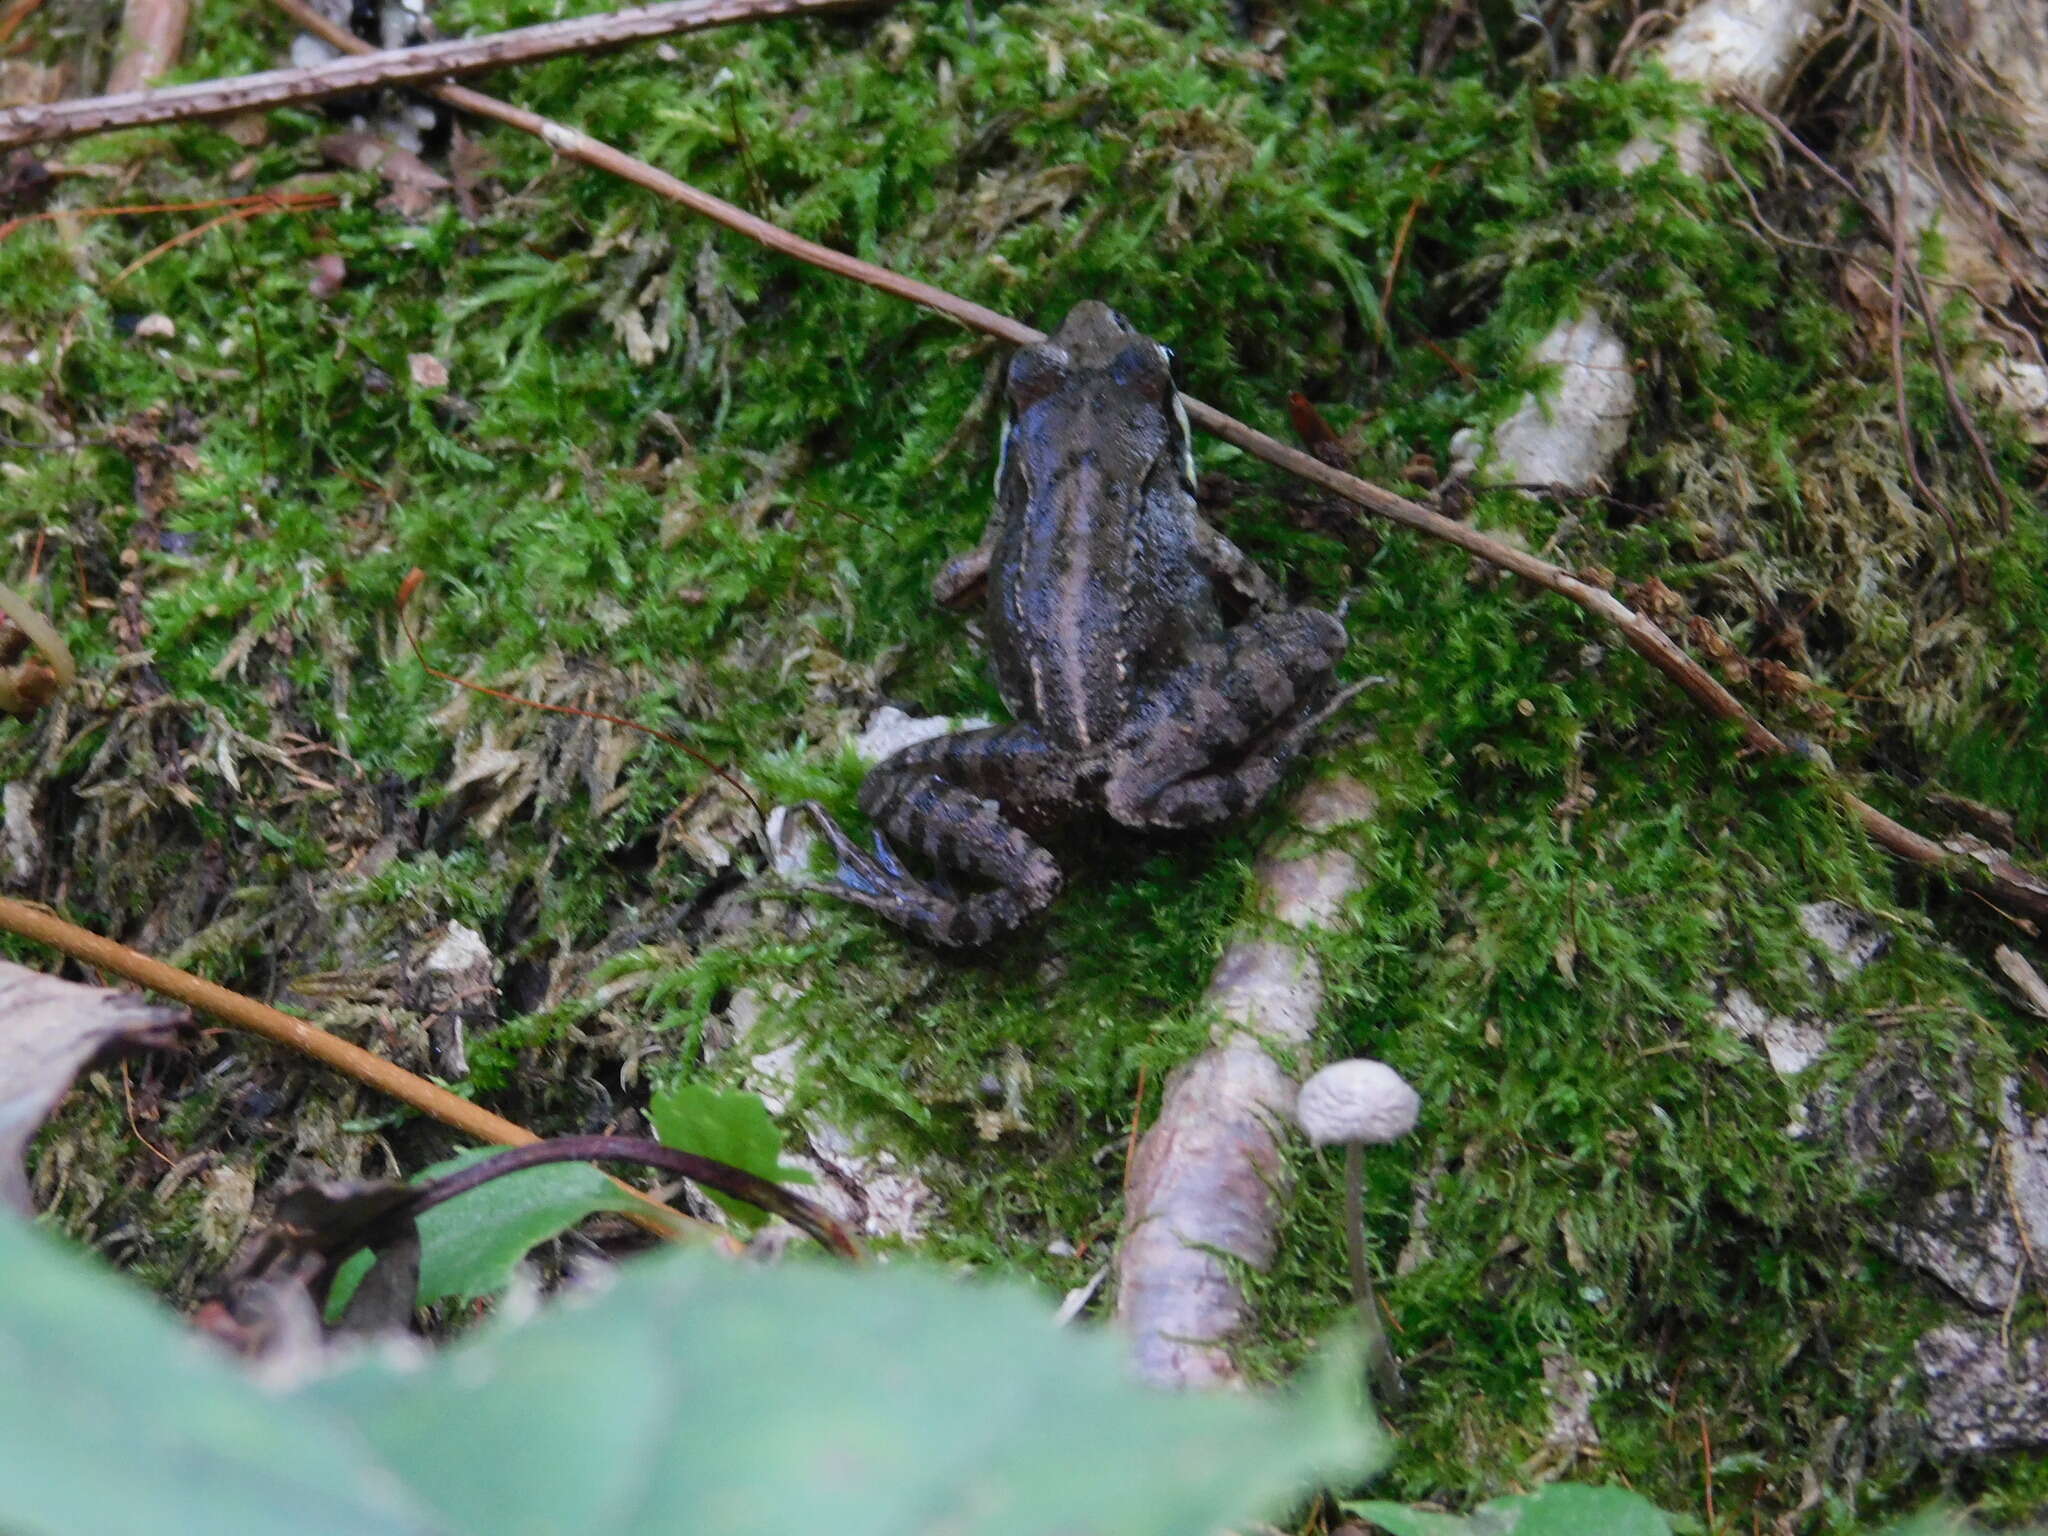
(1007, 346, 1067, 409)
(1111, 341, 1172, 401)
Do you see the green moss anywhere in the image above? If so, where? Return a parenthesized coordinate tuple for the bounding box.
(9, 0, 2047, 1527)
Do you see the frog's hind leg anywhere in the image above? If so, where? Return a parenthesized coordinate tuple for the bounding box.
(798, 726, 1069, 948)
(1106, 607, 1354, 830)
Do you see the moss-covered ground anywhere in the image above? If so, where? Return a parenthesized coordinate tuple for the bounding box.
(8, 0, 2047, 1527)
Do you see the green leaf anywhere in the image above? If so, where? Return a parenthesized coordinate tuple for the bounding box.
(647, 1080, 811, 1228)
(1344, 1501, 1500, 1536)
(411, 1151, 652, 1307)
(1347, 1485, 1673, 1536)
(1501, 1486, 1673, 1536)
(303, 1243, 1386, 1536)
(4, 1213, 1383, 1536)
(0, 1216, 432, 1535)
(330, 1150, 652, 1316)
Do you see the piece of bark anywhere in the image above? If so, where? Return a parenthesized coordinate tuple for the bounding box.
(103, 0, 190, 95)
(1450, 0, 1835, 490)
(1116, 775, 1377, 1388)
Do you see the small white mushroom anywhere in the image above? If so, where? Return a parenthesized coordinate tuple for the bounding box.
(1296, 1057, 1419, 1409)
(1296, 1058, 1420, 1148)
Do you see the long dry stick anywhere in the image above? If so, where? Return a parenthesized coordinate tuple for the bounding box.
(0, 0, 874, 153)
(0, 896, 694, 1238)
(263, 0, 2048, 928)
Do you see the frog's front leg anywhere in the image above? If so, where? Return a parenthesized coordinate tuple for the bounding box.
(1104, 607, 1352, 829)
(798, 726, 1073, 947)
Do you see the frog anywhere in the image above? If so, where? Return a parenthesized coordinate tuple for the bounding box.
(798, 301, 1355, 947)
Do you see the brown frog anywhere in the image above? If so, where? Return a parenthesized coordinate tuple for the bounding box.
(800, 302, 1354, 946)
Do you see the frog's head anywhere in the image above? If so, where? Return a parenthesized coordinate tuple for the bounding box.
(1008, 302, 1174, 406)
(1000, 302, 1196, 496)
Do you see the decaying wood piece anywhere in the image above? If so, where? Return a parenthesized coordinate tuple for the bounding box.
(103, 0, 189, 95)
(1116, 776, 1377, 1388)
(1449, 0, 1836, 490)
(0, 0, 876, 154)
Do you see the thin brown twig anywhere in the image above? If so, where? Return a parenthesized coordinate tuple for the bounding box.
(106, 191, 337, 286)
(0, 895, 698, 1240)
(398, 1136, 860, 1257)
(0, 188, 336, 244)
(0, 0, 878, 153)
(1701, 1413, 1716, 1529)
(0, 0, 41, 49)
(1379, 186, 1427, 327)
(235, 0, 2048, 932)
(119, 1059, 177, 1168)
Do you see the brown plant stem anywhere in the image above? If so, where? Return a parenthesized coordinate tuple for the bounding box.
(0, 896, 694, 1239)
(0, 0, 875, 153)
(399, 1135, 860, 1257)
(231, 0, 2046, 927)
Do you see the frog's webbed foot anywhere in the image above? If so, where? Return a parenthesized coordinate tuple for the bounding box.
(1106, 607, 1355, 829)
(794, 727, 1069, 948)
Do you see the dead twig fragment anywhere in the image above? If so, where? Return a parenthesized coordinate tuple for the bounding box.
(0, 580, 71, 716)
(0, 0, 879, 153)
(0, 897, 694, 1238)
(263, 0, 2048, 931)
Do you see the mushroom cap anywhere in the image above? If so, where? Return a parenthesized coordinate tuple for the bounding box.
(1295, 1058, 1420, 1147)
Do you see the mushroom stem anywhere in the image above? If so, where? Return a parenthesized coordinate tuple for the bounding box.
(1344, 1139, 1404, 1409)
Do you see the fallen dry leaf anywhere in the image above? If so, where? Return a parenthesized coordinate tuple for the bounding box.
(320, 132, 449, 220)
(407, 352, 448, 390)
(0, 960, 187, 1213)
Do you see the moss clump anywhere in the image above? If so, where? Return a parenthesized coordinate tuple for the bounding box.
(7, 0, 2046, 1527)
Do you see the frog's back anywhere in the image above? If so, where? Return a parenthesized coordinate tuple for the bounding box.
(987, 307, 1221, 752)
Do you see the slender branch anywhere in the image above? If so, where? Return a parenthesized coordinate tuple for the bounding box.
(398, 1135, 861, 1257)
(238, 0, 2043, 926)
(0, 896, 696, 1238)
(0, 0, 877, 153)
